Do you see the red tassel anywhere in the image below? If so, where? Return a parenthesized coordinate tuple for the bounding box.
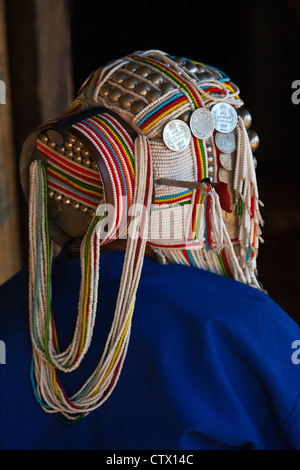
(211, 182, 232, 213)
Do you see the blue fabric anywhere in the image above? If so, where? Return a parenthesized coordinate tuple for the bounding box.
(0, 249, 299, 450)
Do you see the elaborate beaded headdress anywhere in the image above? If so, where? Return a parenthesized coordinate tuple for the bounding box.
(20, 50, 263, 422)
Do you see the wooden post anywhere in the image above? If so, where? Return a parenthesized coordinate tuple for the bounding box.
(1, 0, 74, 280)
(0, 0, 22, 284)
(34, 0, 74, 122)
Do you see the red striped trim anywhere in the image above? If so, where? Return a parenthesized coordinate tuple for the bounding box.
(154, 194, 192, 205)
(37, 142, 101, 185)
(250, 195, 255, 219)
(102, 113, 134, 152)
(206, 194, 213, 249)
(133, 140, 152, 271)
(147, 241, 201, 249)
(89, 117, 134, 194)
(74, 121, 127, 243)
(139, 95, 188, 130)
(131, 55, 202, 107)
(48, 180, 100, 208)
(205, 87, 226, 95)
(47, 167, 102, 200)
(221, 248, 233, 279)
(182, 250, 192, 265)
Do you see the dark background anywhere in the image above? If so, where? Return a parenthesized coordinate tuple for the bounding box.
(4, 0, 300, 322)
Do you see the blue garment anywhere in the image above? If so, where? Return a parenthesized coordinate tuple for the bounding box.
(0, 249, 299, 450)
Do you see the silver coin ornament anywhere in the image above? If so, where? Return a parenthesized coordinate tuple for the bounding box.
(215, 131, 236, 154)
(190, 108, 215, 140)
(219, 152, 234, 171)
(163, 119, 192, 151)
(211, 102, 238, 134)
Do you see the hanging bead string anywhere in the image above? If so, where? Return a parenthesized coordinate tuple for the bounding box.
(29, 132, 152, 420)
(29, 161, 102, 373)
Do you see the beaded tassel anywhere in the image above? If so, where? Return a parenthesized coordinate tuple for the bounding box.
(29, 134, 152, 421)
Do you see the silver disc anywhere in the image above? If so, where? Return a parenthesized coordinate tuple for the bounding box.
(163, 119, 191, 151)
(219, 152, 234, 170)
(190, 108, 215, 140)
(211, 102, 238, 133)
(215, 131, 236, 153)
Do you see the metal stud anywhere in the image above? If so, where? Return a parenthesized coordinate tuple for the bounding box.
(172, 56, 185, 66)
(196, 65, 207, 73)
(75, 155, 82, 164)
(48, 190, 55, 199)
(83, 159, 91, 167)
(148, 72, 164, 85)
(159, 82, 174, 93)
(208, 165, 214, 174)
(119, 94, 134, 109)
(72, 202, 80, 210)
(82, 150, 90, 158)
(112, 72, 127, 83)
(47, 129, 64, 145)
(178, 111, 191, 124)
(123, 76, 139, 89)
(130, 100, 146, 114)
(184, 62, 198, 74)
(63, 197, 71, 205)
(136, 66, 151, 77)
(134, 82, 151, 95)
(237, 107, 252, 129)
(99, 84, 110, 97)
(247, 130, 259, 152)
(108, 88, 122, 103)
(73, 145, 82, 154)
(125, 62, 137, 72)
(196, 71, 214, 82)
(146, 89, 162, 102)
(66, 150, 73, 158)
(54, 193, 62, 202)
(81, 205, 89, 213)
(40, 134, 48, 143)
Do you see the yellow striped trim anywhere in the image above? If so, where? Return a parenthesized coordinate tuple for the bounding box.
(142, 100, 188, 132)
(47, 166, 102, 197)
(92, 300, 135, 396)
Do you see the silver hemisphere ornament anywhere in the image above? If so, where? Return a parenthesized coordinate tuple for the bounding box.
(211, 102, 238, 134)
(190, 108, 215, 140)
(163, 119, 192, 151)
(215, 131, 236, 154)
